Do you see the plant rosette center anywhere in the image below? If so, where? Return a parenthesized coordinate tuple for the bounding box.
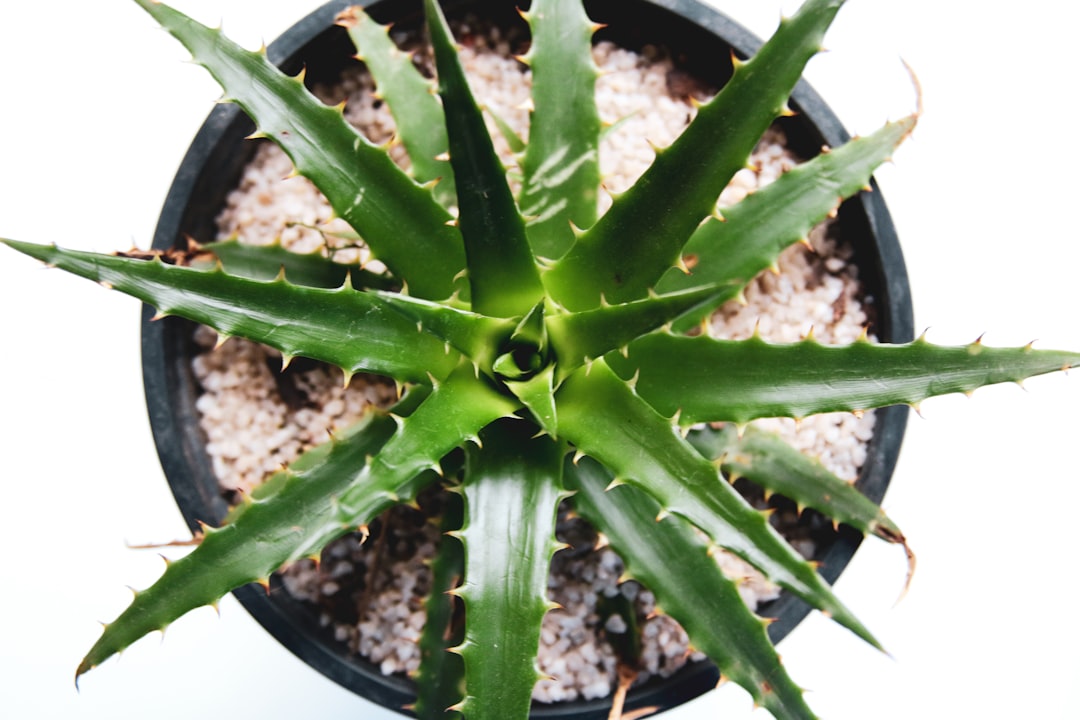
(495, 302, 552, 381)
(494, 340, 550, 382)
(497, 344, 547, 379)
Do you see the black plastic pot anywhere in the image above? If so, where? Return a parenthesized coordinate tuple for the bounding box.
(141, 0, 914, 717)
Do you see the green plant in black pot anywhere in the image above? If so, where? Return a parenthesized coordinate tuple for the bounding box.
(3, 0, 1077, 718)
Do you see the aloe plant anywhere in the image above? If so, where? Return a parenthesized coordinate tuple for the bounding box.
(3, 0, 1078, 719)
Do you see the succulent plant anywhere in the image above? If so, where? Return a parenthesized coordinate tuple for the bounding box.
(3, 0, 1078, 719)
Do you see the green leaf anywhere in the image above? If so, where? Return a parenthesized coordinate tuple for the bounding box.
(290, 363, 522, 567)
(455, 419, 566, 720)
(688, 425, 905, 543)
(78, 409, 402, 680)
(339, 5, 456, 207)
(373, 291, 516, 374)
(197, 239, 396, 290)
(545, 285, 733, 377)
(509, 300, 547, 349)
(567, 456, 818, 720)
(606, 332, 1080, 424)
(3, 240, 458, 384)
(78, 364, 515, 682)
(518, 0, 602, 259)
(656, 114, 918, 331)
(543, 0, 847, 310)
(133, 0, 465, 301)
(424, 0, 545, 317)
(219, 389, 419, 525)
(486, 105, 527, 154)
(555, 360, 879, 649)
(414, 495, 466, 720)
(503, 364, 558, 436)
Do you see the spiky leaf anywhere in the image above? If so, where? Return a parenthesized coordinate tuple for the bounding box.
(414, 496, 466, 720)
(543, 0, 847, 309)
(606, 332, 1080, 424)
(338, 5, 457, 206)
(545, 285, 732, 376)
(518, 0, 601, 259)
(454, 419, 566, 720)
(373, 292, 516, 374)
(78, 366, 515, 680)
(425, 0, 544, 317)
(133, 0, 465, 301)
(2, 240, 458, 384)
(568, 456, 817, 720)
(78, 410, 399, 680)
(503, 364, 559, 435)
(555, 360, 880, 649)
(656, 114, 917, 330)
(197, 239, 396, 290)
(688, 424, 905, 543)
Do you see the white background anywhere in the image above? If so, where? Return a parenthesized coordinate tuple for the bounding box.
(2, 1, 1079, 718)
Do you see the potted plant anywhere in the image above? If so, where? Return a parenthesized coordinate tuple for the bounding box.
(139, 0, 913, 715)
(2, 1, 1077, 719)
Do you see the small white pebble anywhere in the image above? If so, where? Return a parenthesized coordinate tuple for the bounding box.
(604, 614, 628, 634)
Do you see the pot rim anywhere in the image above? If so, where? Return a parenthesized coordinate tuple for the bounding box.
(141, 0, 913, 717)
